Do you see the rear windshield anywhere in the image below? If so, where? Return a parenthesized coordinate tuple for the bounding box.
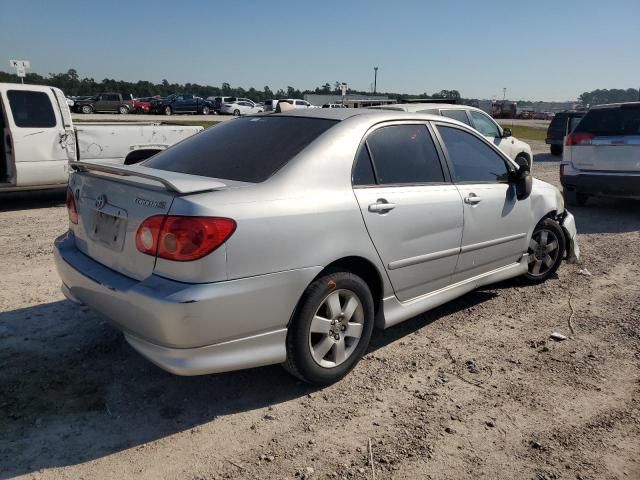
(575, 105, 640, 136)
(143, 116, 338, 183)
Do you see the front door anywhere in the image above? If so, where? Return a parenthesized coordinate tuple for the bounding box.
(352, 123, 464, 301)
(2, 87, 70, 187)
(434, 123, 532, 283)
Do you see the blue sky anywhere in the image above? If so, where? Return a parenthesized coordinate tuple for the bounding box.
(1, 0, 639, 100)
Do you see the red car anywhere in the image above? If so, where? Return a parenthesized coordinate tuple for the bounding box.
(132, 96, 159, 114)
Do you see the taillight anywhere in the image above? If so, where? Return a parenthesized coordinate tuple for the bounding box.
(566, 132, 594, 146)
(136, 216, 236, 261)
(66, 188, 78, 224)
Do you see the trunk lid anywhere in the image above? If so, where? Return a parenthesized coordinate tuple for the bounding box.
(68, 162, 227, 280)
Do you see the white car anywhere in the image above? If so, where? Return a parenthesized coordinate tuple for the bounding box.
(561, 102, 640, 205)
(219, 98, 263, 116)
(286, 99, 313, 109)
(370, 103, 534, 167)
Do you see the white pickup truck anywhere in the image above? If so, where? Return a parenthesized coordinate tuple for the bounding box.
(0, 83, 203, 192)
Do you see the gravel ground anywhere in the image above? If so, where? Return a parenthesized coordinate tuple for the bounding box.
(1, 142, 638, 480)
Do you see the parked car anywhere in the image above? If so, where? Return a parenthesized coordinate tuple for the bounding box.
(55, 109, 579, 385)
(517, 110, 535, 120)
(219, 98, 263, 116)
(561, 102, 640, 206)
(264, 99, 279, 112)
(209, 96, 237, 114)
(73, 92, 133, 114)
(546, 110, 585, 155)
(131, 96, 157, 114)
(533, 111, 554, 120)
(289, 99, 312, 109)
(149, 94, 214, 115)
(0, 83, 203, 192)
(370, 103, 534, 167)
(322, 103, 346, 108)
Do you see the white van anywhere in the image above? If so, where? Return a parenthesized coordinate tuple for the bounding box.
(561, 102, 640, 205)
(0, 83, 202, 192)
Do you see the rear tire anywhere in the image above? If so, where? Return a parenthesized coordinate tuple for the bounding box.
(563, 188, 588, 207)
(118, 106, 128, 115)
(233, 109, 241, 117)
(523, 218, 566, 283)
(283, 271, 375, 385)
(201, 106, 210, 115)
(164, 106, 172, 116)
(550, 145, 563, 156)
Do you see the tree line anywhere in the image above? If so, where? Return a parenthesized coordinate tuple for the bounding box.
(579, 88, 639, 106)
(0, 68, 461, 103)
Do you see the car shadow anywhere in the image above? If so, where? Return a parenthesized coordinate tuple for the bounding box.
(0, 289, 497, 478)
(0, 189, 66, 213)
(571, 197, 640, 234)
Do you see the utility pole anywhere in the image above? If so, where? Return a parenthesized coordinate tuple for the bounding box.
(374, 67, 378, 95)
(503, 87, 507, 101)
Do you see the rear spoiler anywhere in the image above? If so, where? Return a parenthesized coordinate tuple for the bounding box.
(69, 161, 227, 194)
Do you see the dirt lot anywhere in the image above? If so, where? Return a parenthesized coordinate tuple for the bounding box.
(1, 143, 639, 480)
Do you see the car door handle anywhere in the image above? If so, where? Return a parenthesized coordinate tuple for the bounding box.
(368, 200, 396, 213)
(464, 194, 482, 205)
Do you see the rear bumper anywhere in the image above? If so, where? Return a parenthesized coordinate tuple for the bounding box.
(561, 172, 640, 199)
(54, 231, 322, 375)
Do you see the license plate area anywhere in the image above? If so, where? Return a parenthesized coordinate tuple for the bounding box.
(90, 205, 127, 251)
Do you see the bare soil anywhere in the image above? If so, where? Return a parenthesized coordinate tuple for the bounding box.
(1, 145, 639, 480)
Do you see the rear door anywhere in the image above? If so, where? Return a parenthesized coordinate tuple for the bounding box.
(2, 87, 70, 187)
(352, 123, 464, 301)
(569, 104, 640, 171)
(434, 123, 532, 281)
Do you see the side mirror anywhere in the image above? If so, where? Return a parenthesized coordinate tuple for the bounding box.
(511, 162, 532, 200)
(502, 127, 512, 138)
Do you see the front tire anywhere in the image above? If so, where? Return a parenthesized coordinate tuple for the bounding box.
(118, 106, 128, 115)
(233, 109, 241, 117)
(284, 271, 375, 385)
(164, 106, 172, 116)
(81, 105, 93, 114)
(201, 106, 210, 115)
(524, 218, 566, 283)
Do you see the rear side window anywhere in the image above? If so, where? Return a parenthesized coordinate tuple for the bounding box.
(7, 90, 56, 128)
(143, 117, 337, 183)
(352, 145, 376, 186)
(366, 125, 444, 184)
(575, 106, 640, 136)
(469, 111, 500, 138)
(441, 109, 471, 125)
(437, 125, 509, 183)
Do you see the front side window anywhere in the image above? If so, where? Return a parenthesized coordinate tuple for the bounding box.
(366, 125, 445, 185)
(441, 109, 471, 125)
(7, 90, 56, 128)
(469, 110, 501, 138)
(437, 125, 509, 183)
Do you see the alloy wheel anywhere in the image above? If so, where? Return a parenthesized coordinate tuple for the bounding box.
(308, 289, 364, 368)
(527, 229, 560, 277)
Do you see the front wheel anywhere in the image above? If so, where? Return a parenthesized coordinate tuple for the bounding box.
(81, 105, 93, 114)
(201, 106, 210, 115)
(164, 106, 172, 116)
(118, 106, 128, 115)
(524, 218, 566, 283)
(233, 109, 241, 117)
(284, 271, 375, 385)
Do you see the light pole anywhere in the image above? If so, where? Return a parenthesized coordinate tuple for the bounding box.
(374, 67, 378, 95)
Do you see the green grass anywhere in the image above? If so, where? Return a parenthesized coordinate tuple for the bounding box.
(498, 124, 547, 142)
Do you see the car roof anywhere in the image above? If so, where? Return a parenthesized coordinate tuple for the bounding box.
(368, 103, 481, 113)
(270, 107, 448, 124)
(590, 101, 640, 110)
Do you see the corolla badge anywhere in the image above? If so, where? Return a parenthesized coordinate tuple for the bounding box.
(95, 194, 107, 210)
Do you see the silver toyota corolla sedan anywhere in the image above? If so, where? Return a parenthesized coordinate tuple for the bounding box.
(55, 109, 580, 385)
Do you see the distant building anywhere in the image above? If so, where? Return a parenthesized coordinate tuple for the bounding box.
(304, 94, 395, 108)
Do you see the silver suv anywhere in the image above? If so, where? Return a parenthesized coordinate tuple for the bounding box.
(561, 102, 640, 205)
(55, 109, 579, 385)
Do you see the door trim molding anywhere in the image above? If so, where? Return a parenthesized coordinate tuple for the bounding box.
(388, 246, 460, 271)
(460, 232, 526, 254)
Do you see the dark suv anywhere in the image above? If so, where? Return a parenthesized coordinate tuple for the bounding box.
(74, 93, 133, 114)
(546, 111, 585, 155)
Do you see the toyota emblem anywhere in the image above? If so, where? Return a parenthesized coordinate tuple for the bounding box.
(95, 194, 107, 210)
